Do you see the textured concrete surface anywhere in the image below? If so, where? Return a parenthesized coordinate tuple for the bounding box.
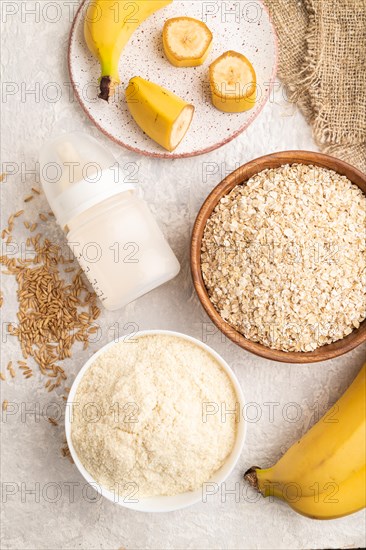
(1, 2, 365, 549)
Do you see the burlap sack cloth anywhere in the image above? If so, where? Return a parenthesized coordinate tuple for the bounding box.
(264, 0, 366, 173)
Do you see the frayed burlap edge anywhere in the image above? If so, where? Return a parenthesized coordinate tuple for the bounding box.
(264, 0, 366, 174)
(303, 0, 366, 146)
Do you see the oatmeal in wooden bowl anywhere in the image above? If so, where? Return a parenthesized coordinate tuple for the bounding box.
(191, 152, 366, 363)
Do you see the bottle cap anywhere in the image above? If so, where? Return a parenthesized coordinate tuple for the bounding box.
(39, 132, 136, 229)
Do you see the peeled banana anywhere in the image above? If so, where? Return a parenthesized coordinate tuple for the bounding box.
(125, 76, 194, 151)
(163, 17, 213, 67)
(84, 0, 172, 101)
(244, 364, 366, 520)
(209, 50, 256, 113)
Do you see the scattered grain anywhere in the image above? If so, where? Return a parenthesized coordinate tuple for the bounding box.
(61, 441, 74, 463)
(1, 206, 102, 390)
(6, 361, 16, 378)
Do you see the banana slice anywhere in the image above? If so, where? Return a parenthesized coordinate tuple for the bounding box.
(169, 106, 195, 150)
(125, 77, 194, 152)
(163, 17, 213, 67)
(209, 51, 257, 113)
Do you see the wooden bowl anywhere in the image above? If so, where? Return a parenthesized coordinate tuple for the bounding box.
(191, 151, 366, 363)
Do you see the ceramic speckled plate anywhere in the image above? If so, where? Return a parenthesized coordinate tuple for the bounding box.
(68, 0, 278, 158)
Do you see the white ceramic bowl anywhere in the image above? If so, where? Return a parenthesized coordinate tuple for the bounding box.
(65, 330, 246, 512)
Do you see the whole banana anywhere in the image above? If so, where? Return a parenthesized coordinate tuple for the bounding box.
(244, 364, 366, 520)
(84, 0, 172, 101)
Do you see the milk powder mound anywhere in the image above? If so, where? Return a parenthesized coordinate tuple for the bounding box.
(71, 334, 238, 498)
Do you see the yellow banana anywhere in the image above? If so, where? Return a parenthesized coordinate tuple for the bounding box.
(125, 76, 194, 151)
(84, 0, 172, 101)
(288, 465, 366, 520)
(244, 364, 366, 519)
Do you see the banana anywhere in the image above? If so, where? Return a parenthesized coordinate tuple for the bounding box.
(84, 0, 172, 101)
(209, 50, 256, 113)
(244, 364, 366, 520)
(125, 76, 194, 151)
(163, 17, 213, 67)
(288, 466, 366, 520)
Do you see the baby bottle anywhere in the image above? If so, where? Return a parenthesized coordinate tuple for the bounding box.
(39, 132, 180, 310)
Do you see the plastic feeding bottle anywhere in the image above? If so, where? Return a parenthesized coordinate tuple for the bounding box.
(39, 132, 180, 310)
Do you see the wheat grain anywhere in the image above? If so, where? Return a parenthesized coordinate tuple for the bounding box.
(1, 208, 102, 390)
(61, 442, 74, 463)
(6, 361, 16, 378)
